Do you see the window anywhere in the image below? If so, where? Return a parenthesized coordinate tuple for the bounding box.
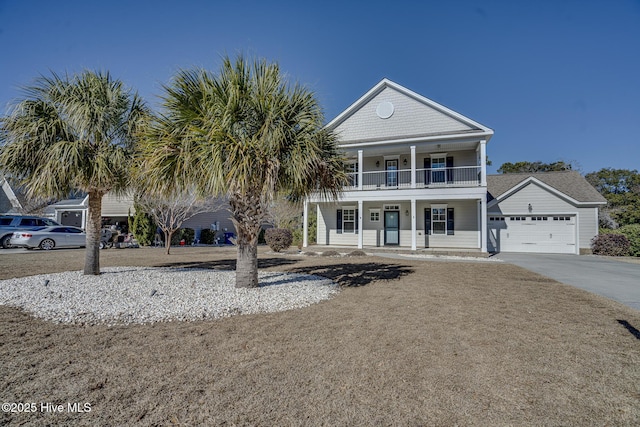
(531, 216, 548, 221)
(432, 208, 446, 234)
(384, 205, 400, 211)
(343, 208, 356, 233)
(431, 157, 446, 183)
(370, 209, 380, 222)
(0, 218, 12, 226)
(510, 216, 527, 221)
(489, 216, 505, 222)
(553, 216, 571, 221)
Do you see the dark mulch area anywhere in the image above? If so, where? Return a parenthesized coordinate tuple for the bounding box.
(1, 247, 639, 426)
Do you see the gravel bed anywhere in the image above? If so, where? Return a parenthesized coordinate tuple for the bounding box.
(0, 267, 339, 325)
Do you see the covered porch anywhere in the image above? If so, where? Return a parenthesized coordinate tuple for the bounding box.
(303, 195, 488, 252)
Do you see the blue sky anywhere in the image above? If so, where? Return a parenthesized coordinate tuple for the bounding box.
(1, 0, 638, 174)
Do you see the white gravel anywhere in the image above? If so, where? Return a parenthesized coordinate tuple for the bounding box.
(0, 267, 339, 326)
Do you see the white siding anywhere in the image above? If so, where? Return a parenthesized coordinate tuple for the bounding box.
(101, 193, 135, 216)
(334, 86, 473, 143)
(418, 200, 479, 249)
(493, 183, 575, 212)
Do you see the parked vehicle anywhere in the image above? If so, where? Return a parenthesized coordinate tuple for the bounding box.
(0, 215, 60, 248)
(10, 226, 86, 250)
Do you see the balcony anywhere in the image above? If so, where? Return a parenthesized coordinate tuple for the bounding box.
(346, 166, 481, 190)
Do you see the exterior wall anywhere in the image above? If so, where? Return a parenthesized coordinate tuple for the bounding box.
(182, 210, 235, 241)
(491, 183, 575, 213)
(101, 193, 135, 216)
(334, 86, 473, 143)
(419, 200, 479, 249)
(577, 206, 599, 250)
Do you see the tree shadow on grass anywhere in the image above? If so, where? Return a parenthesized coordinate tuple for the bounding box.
(158, 257, 300, 271)
(289, 262, 414, 287)
(617, 320, 640, 340)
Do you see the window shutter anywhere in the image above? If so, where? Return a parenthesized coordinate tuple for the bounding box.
(425, 209, 432, 235)
(355, 209, 359, 234)
(337, 209, 342, 234)
(447, 208, 455, 235)
(446, 156, 454, 183)
(424, 158, 431, 185)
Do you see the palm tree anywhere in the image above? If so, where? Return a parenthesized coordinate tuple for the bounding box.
(0, 71, 148, 274)
(137, 56, 346, 287)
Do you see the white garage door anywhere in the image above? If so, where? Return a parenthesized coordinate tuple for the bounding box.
(488, 215, 576, 254)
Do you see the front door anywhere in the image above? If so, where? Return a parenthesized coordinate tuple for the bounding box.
(386, 160, 398, 187)
(384, 211, 400, 245)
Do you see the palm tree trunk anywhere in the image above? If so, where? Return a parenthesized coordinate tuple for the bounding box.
(236, 236, 258, 288)
(84, 191, 104, 275)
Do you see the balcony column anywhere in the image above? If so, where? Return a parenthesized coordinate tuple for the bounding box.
(303, 200, 309, 248)
(357, 149, 363, 191)
(411, 199, 417, 251)
(358, 200, 363, 249)
(479, 140, 487, 186)
(410, 145, 416, 188)
(479, 198, 487, 252)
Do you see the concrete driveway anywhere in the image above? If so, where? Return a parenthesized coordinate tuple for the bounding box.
(495, 253, 640, 311)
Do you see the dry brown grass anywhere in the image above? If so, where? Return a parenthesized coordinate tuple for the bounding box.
(1, 246, 639, 426)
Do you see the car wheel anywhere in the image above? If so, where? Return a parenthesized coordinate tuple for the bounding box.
(39, 238, 55, 250)
(1, 235, 13, 249)
(99, 241, 105, 249)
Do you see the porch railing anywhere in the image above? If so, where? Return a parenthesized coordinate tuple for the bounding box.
(345, 166, 481, 190)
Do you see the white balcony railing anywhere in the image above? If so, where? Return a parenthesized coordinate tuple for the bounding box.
(345, 166, 481, 190)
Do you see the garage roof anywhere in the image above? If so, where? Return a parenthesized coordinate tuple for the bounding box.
(487, 171, 606, 204)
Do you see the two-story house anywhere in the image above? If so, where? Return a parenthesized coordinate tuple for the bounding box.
(303, 79, 605, 254)
(304, 79, 492, 252)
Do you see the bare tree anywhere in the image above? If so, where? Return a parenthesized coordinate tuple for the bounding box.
(265, 194, 302, 230)
(136, 192, 225, 255)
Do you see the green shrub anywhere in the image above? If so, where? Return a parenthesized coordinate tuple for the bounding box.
(265, 228, 293, 252)
(128, 207, 156, 246)
(171, 228, 195, 245)
(591, 233, 630, 256)
(200, 228, 216, 245)
(616, 224, 640, 257)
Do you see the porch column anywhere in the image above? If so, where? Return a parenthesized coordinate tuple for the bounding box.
(303, 200, 309, 248)
(357, 149, 363, 190)
(479, 140, 487, 186)
(358, 200, 363, 249)
(480, 198, 487, 252)
(411, 199, 417, 251)
(410, 145, 416, 188)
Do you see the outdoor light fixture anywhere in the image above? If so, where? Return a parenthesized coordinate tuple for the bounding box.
(376, 160, 380, 167)
(528, 203, 533, 212)
(405, 209, 409, 216)
(403, 158, 407, 166)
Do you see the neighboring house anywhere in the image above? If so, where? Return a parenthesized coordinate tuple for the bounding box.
(45, 193, 136, 229)
(46, 192, 235, 240)
(487, 172, 606, 254)
(303, 79, 605, 254)
(0, 174, 22, 214)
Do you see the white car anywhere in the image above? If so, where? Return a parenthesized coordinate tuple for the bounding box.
(10, 226, 86, 250)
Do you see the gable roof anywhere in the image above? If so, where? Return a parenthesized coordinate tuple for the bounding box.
(326, 79, 493, 145)
(487, 171, 607, 205)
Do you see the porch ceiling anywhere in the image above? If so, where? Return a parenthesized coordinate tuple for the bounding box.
(341, 140, 480, 157)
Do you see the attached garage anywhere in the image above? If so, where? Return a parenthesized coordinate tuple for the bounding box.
(486, 172, 606, 254)
(488, 215, 576, 254)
